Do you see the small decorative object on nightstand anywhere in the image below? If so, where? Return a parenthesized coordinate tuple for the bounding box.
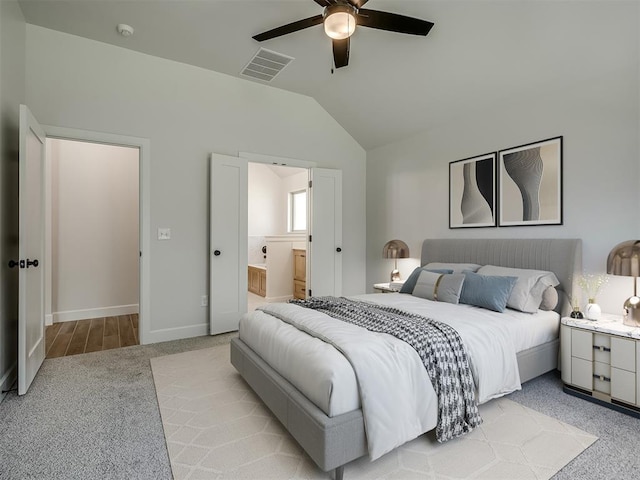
(578, 274, 607, 321)
(607, 240, 640, 327)
(382, 240, 410, 282)
(561, 314, 640, 418)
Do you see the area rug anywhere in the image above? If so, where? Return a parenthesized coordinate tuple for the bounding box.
(151, 344, 597, 480)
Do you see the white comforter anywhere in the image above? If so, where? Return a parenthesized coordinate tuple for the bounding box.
(259, 297, 521, 460)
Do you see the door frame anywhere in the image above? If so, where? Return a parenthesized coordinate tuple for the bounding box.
(42, 125, 151, 344)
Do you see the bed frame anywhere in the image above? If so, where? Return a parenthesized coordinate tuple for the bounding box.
(230, 238, 582, 480)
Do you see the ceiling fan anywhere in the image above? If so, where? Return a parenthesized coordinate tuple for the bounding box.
(253, 0, 434, 69)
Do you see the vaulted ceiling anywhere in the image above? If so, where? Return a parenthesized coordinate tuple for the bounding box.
(17, 1, 638, 150)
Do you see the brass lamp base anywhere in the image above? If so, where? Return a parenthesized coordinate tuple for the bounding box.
(623, 296, 640, 327)
(390, 269, 400, 282)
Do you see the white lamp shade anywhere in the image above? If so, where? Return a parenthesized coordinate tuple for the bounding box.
(324, 11, 356, 39)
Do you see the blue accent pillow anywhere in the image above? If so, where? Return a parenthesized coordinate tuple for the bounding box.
(400, 267, 454, 294)
(459, 271, 518, 313)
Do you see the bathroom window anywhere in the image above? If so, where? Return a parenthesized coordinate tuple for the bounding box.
(289, 190, 307, 232)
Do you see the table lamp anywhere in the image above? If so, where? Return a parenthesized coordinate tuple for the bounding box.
(606, 240, 640, 327)
(383, 240, 410, 282)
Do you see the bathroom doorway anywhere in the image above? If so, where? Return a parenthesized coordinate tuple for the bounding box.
(247, 162, 308, 312)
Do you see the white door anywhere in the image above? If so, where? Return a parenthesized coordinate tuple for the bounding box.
(209, 153, 248, 334)
(308, 168, 342, 297)
(17, 105, 46, 395)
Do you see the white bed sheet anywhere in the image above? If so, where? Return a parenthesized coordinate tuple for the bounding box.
(239, 293, 559, 418)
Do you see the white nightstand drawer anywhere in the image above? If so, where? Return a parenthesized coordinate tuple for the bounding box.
(572, 329, 593, 361)
(571, 357, 593, 391)
(611, 367, 636, 404)
(611, 337, 636, 372)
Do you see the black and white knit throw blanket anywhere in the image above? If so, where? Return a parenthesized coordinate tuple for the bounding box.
(290, 296, 482, 442)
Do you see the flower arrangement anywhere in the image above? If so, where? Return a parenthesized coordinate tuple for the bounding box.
(578, 273, 608, 302)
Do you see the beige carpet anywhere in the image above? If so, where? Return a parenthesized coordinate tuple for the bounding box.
(151, 344, 597, 480)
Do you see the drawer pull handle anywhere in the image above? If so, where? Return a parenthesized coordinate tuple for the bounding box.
(593, 374, 611, 382)
(593, 345, 611, 352)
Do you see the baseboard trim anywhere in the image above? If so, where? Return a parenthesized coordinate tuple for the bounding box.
(53, 304, 139, 323)
(145, 324, 209, 344)
(45, 314, 53, 326)
(0, 362, 17, 404)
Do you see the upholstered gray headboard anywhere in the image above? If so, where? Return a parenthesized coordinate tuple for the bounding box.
(420, 238, 582, 317)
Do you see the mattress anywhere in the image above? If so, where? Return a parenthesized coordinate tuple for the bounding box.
(238, 293, 560, 418)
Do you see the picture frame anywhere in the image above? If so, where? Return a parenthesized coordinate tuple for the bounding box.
(449, 152, 497, 228)
(498, 136, 563, 227)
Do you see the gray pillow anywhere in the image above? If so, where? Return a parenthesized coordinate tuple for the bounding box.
(400, 267, 453, 294)
(539, 286, 559, 311)
(476, 265, 560, 313)
(424, 262, 482, 273)
(460, 271, 517, 313)
(412, 271, 465, 304)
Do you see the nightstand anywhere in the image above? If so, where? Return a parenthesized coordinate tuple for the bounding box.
(560, 314, 640, 418)
(373, 282, 401, 293)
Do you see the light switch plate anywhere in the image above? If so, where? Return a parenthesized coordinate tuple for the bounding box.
(158, 228, 171, 240)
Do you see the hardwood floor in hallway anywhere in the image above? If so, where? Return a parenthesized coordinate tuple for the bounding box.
(45, 314, 139, 358)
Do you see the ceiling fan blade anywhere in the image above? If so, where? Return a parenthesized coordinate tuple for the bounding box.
(356, 9, 434, 36)
(313, 0, 336, 6)
(332, 37, 350, 69)
(349, 0, 370, 8)
(253, 14, 324, 42)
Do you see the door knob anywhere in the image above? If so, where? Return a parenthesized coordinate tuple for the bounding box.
(336, 247, 342, 253)
(213, 250, 221, 256)
(8, 260, 19, 268)
(27, 259, 39, 268)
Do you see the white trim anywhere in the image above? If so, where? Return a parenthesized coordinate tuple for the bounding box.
(239, 151, 317, 169)
(265, 295, 293, 303)
(41, 125, 151, 345)
(45, 314, 53, 326)
(0, 362, 17, 402)
(147, 324, 209, 344)
(52, 304, 140, 323)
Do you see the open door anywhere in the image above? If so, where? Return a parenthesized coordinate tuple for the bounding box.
(209, 153, 248, 334)
(308, 168, 342, 297)
(17, 105, 46, 395)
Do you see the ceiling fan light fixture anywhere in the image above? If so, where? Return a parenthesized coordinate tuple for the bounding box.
(324, 5, 357, 40)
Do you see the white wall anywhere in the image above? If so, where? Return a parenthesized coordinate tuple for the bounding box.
(0, 0, 25, 402)
(49, 139, 139, 321)
(25, 25, 367, 342)
(367, 4, 639, 315)
(248, 163, 281, 237)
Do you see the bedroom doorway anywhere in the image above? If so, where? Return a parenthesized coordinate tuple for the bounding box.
(40, 129, 149, 355)
(247, 163, 309, 312)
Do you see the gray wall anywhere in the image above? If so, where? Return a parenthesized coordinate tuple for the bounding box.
(366, 4, 639, 315)
(0, 0, 25, 401)
(25, 25, 366, 343)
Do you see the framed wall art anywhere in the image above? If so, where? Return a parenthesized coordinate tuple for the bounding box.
(449, 152, 497, 228)
(498, 136, 563, 226)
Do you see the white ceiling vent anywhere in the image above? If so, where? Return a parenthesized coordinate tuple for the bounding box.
(241, 48, 294, 82)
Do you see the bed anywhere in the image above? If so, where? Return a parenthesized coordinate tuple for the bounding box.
(230, 238, 582, 479)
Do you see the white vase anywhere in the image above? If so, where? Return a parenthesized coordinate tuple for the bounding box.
(585, 300, 601, 321)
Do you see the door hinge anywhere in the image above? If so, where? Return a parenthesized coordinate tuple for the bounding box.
(309, 234, 312, 242)
(308, 289, 312, 297)
(308, 180, 312, 188)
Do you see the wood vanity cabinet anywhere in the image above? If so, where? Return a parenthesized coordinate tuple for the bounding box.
(293, 249, 306, 300)
(248, 266, 266, 297)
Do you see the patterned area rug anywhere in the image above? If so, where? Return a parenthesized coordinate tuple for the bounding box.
(151, 344, 597, 480)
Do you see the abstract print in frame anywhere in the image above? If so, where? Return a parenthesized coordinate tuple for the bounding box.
(449, 153, 497, 228)
(498, 136, 563, 226)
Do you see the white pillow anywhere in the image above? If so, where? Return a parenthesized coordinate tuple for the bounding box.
(475, 265, 560, 313)
(412, 270, 465, 304)
(424, 262, 482, 274)
(539, 286, 559, 311)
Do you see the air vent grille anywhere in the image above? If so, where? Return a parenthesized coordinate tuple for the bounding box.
(241, 48, 294, 82)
